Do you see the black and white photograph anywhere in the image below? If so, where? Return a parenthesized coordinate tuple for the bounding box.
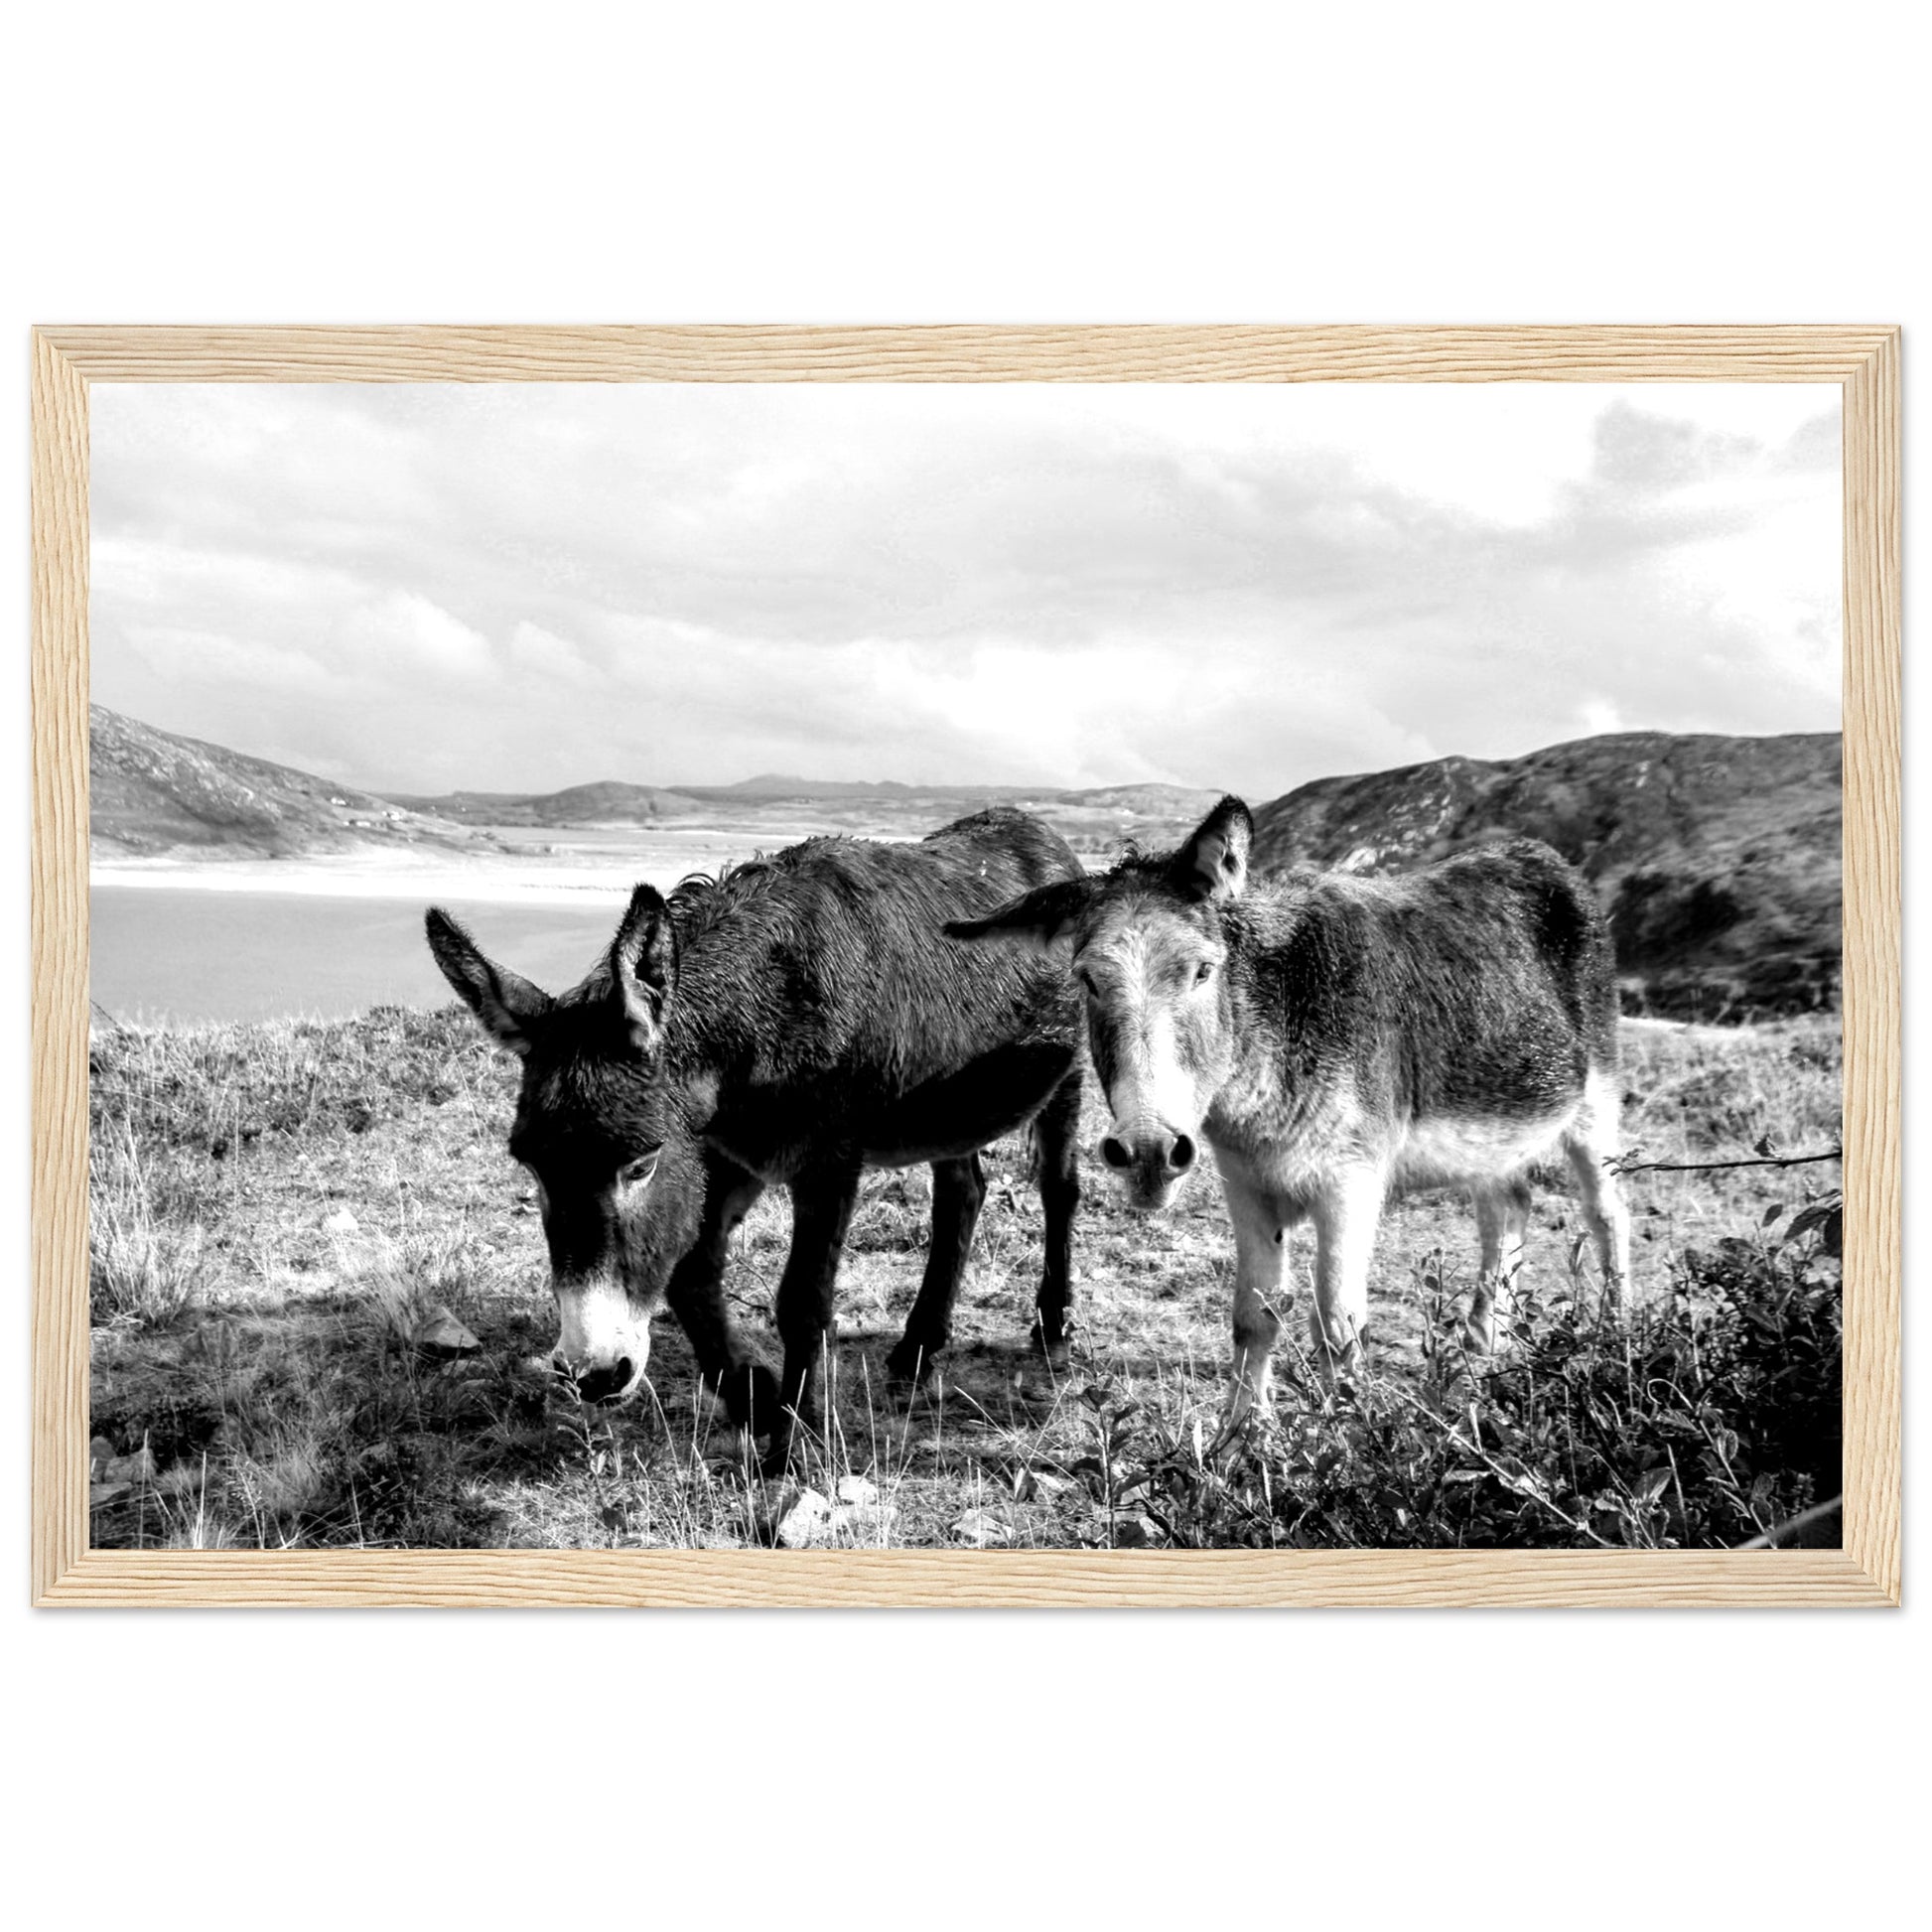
(84, 377, 1846, 1554)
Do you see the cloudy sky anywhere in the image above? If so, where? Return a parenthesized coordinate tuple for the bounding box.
(89, 380, 1841, 798)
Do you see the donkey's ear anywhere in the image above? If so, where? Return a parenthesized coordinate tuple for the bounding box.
(610, 883, 677, 1052)
(425, 907, 553, 1057)
(1173, 796, 1253, 902)
(946, 877, 1093, 953)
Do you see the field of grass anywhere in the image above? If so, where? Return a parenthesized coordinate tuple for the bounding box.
(86, 1005, 1843, 1552)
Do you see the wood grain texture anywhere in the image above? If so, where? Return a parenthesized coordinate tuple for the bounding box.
(31, 334, 90, 1607)
(35, 1549, 1894, 1609)
(29, 325, 1902, 1608)
(36, 323, 1901, 386)
(1838, 333, 1903, 1604)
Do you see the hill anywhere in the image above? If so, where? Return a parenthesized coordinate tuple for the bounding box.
(1249, 731, 1841, 1020)
(677, 773, 922, 801)
(389, 774, 1224, 851)
(90, 704, 1235, 862)
(89, 706, 489, 860)
(383, 780, 706, 827)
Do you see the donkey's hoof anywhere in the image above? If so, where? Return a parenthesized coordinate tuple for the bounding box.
(885, 1337, 943, 1386)
(721, 1363, 783, 1435)
(758, 1421, 816, 1480)
(1028, 1322, 1073, 1373)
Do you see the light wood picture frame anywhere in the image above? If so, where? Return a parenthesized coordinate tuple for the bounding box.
(32, 324, 1901, 1608)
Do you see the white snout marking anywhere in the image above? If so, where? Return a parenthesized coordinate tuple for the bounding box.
(1091, 950, 1208, 1152)
(553, 1275, 651, 1375)
(1126, 1004, 1203, 1139)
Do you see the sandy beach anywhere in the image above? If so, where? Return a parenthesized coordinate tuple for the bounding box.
(89, 826, 782, 909)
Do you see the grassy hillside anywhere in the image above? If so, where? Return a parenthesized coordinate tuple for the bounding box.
(90, 705, 492, 861)
(1251, 731, 1841, 1020)
(88, 1005, 1842, 1553)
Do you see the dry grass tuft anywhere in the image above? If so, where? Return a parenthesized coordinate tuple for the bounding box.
(90, 1116, 207, 1325)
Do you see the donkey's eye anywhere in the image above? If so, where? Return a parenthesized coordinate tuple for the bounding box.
(1194, 960, 1214, 986)
(618, 1146, 662, 1188)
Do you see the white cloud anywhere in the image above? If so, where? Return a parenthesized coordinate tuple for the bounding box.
(336, 592, 493, 680)
(505, 620, 598, 685)
(87, 381, 1842, 797)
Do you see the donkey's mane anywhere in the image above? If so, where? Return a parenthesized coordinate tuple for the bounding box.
(664, 854, 782, 941)
(1107, 835, 1187, 889)
(559, 859, 788, 1006)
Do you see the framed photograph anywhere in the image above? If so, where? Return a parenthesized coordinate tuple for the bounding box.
(32, 325, 1899, 1607)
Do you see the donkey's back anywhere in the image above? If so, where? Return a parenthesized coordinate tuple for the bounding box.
(679, 806, 1084, 1136)
(1251, 837, 1619, 1162)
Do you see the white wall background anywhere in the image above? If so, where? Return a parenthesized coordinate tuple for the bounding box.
(3, 5, 1922, 1926)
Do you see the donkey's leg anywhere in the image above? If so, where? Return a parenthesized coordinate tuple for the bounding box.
(1564, 1069, 1632, 1317)
(1309, 1166, 1384, 1382)
(1563, 1132, 1632, 1317)
(663, 1152, 777, 1435)
(886, 1153, 987, 1385)
(1464, 1177, 1532, 1352)
(1029, 1066, 1085, 1366)
(766, 1163, 862, 1472)
(1220, 1166, 1288, 1430)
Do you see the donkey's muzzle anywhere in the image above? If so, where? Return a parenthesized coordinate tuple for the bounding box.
(557, 1354, 639, 1406)
(1099, 1128, 1197, 1207)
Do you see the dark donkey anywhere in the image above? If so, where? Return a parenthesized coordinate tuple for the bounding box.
(426, 807, 1085, 1466)
(951, 797, 1630, 1424)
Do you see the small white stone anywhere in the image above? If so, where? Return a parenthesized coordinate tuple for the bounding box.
(321, 1207, 359, 1236)
(834, 1474, 879, 1507)
(773, 1488, 833, 1549)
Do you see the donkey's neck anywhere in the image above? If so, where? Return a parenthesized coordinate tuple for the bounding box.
(1204, 886, 1342, 1148)
(662, 950, 759, 1087)
(661, 910, 835, 1093)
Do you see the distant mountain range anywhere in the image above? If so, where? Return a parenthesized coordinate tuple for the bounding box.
(381, 780, 707, 828)
(86, 706, 1223, 858)
(1252, 731, 1841, 1020)
(89, 706, 1841, 1018)
(385, 771, 1230, 832)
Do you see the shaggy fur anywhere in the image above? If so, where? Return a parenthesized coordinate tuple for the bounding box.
(428, 807, 1085, 1465)
(952, 797, 1630, 1417)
